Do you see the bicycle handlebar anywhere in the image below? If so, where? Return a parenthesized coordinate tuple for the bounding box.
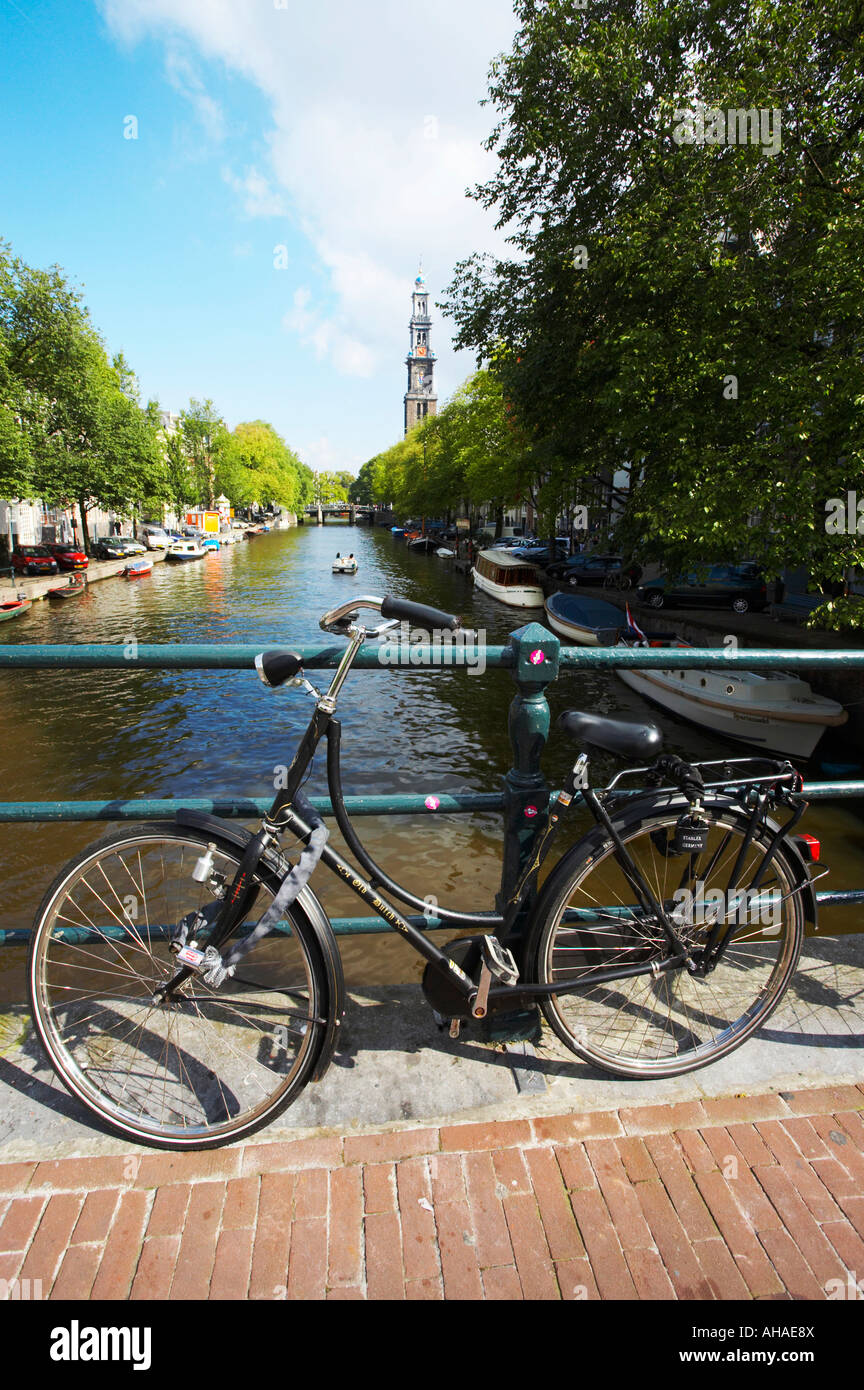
(320, 593, 461, 636)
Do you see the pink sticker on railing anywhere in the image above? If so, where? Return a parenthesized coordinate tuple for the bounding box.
(524, 805, 538, 818)
(425, 796, 440, 811)
(529, 649, 546, 665)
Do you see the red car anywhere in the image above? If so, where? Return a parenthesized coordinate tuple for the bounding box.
(10, 545, 58, 576)
(47, 542, 88, 572)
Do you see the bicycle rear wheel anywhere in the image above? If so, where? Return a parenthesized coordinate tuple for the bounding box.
(28, 824, 330, 1148)
(529, 798, 804, 1077)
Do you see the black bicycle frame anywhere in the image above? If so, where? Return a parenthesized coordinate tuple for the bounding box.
(174, 679, 797, 1008)
(257, 702, 692, 1004)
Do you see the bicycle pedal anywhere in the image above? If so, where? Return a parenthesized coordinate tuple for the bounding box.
(480, 935, 520, 987)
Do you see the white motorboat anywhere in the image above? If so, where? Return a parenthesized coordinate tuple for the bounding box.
(166, 540, 206, 562)
(436, 548, 455, 559)
(332, 555, 358, 574)
(616, 635, 847, 758)
(471, 549, 545, 608)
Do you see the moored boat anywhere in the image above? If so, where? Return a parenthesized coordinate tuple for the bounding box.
(471, 549, 545, 609)
(123, 559, 153, 579)
(408, 537, 438, 554)
(616, 633, 848, 758)
(166, 540, 206, 562)
(544, 592, 625, 646)
(0, 598, 32, 623)
(48, 576, 87, 600)
(436, 547, 455, 559)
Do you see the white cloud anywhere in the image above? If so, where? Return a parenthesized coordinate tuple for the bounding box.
(164, 48, 226, 141)
(98, 0, 516, 392)
(222, 166, 288, 218)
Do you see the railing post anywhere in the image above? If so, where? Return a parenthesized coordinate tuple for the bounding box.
(497, 621, 560, 938)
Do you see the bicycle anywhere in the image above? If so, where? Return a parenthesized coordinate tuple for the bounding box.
(28, 594, 825, 1149)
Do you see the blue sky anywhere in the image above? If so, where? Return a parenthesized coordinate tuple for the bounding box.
(0, 0, 517, 474)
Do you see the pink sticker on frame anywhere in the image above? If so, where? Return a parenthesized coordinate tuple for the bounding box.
(524, 805, 538, 818)
(529, 649, 546, 665)
(425, 796, 440, 811)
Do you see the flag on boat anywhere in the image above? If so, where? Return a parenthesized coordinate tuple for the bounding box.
(625, 602, 648, 642)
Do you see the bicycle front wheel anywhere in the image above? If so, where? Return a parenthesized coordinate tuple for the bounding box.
(28, 824, 330, 1148)
(530, 799, 804, 1077)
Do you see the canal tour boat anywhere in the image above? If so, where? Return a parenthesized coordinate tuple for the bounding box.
(0, 597, 32, 623)
(332, 554, 358, 574)
(616, 631, 848, 759)
(166, 540, 206, 563)
(471, 549, 545, 608)
(544, 592, 626, 646)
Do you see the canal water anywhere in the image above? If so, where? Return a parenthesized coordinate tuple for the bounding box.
(1, 523, 862, 1000)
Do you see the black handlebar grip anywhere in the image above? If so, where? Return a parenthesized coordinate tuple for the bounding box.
(380, 594, 461, 632)
(255, 650, 303, 688)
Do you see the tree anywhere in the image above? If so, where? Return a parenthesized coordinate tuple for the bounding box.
(0, 248, 166, 550)
(180, 399, 225, 509)
(312, 471, 349, 506)
(215, 420, 310, 513)
(444, 0, 864, 582)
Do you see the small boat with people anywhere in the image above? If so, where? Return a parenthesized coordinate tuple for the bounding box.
(0, 597, 32, 623)
(166, 540, 206, 563)
(123, 558, 153, 579)
(332, 553, 358, 575)
(616, 613, 848, 758)
(544, 592, 626, 646)
(471, 549, 545, 609)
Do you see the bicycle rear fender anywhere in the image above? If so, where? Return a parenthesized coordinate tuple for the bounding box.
(604, 791, 818, 926)
(175, 809, 346, 1081)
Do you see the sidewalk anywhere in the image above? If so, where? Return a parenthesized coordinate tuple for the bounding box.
(1, 1083, 863, 1301)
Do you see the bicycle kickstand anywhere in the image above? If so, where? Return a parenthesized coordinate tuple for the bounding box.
(471, 936, 520, 1021)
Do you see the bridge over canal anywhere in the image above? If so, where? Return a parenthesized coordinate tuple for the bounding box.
(302, 504, 393, 526)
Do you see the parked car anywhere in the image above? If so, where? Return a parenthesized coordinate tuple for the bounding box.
(10, 545, 58, 576)
(547, 554, 641, 588)
(93, 537, 147, 560)
(46, 543, 88, 572)
(511, 541, 569, 567)
(138, 524, 171, 550)
(636, 563, 768, 613)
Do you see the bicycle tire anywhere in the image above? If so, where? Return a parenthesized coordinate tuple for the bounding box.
(528, 796, 804, 1077)
(28, 823, 331, 1149)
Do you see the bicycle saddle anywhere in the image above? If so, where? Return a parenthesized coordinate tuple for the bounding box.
(558, 709, 663, 759)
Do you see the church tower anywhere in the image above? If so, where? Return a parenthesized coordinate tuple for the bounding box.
(404, 268, 438, 435)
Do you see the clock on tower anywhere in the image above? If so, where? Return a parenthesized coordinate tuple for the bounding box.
(404, 267, 438, 435)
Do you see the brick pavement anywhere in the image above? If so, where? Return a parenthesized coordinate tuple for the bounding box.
(1, 1084, 863, 1301)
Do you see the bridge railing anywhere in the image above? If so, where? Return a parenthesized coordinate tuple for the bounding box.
(1, 623, 863, 944)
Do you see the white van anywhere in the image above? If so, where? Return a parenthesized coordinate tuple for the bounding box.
(138, 524, 171, 550)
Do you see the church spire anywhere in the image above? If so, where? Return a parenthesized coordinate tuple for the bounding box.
(404, 267, 438, 435)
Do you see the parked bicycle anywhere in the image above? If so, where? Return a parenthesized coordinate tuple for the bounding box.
(28, 595, 824, 1149)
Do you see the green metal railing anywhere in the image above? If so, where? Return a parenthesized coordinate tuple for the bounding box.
(1, 624, 863, 946)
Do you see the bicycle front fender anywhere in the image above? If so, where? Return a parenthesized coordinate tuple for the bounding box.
(175, 808, 346, 1082)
